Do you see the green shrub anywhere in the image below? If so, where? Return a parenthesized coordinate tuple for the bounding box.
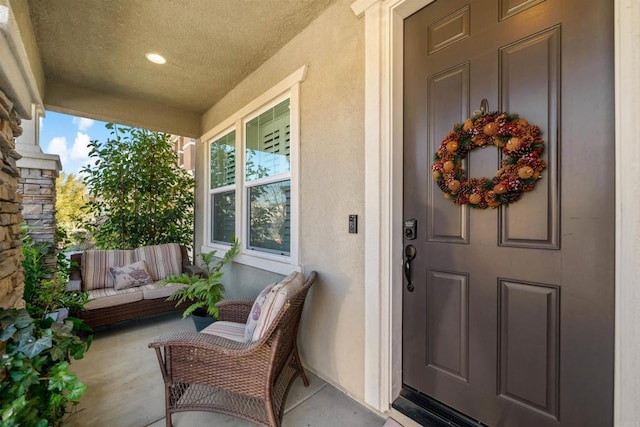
(81, 124, 195, 249)
(21, 227, 50, 309)
(22, 225, 87, 320)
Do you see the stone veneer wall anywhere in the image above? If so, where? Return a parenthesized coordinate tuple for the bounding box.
(18, 168, 57, 269)
(0, 88, 25, 309)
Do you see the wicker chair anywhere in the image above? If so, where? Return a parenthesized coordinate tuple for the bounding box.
(149, 271, 317, 427)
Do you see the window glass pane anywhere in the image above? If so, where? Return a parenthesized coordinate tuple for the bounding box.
(211, 190, 235, 244)
(248, 180, 290, 254)
(210, 131, 236, 189)
(245, 99, 290, 181)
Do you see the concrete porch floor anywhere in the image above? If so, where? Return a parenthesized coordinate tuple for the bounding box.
(66, 312, 386, 427)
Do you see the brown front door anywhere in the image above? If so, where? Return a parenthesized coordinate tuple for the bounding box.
(402, 1, 614, 426)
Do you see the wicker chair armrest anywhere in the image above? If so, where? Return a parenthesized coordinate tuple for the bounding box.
(149, 331, 260, 356)
(183, 264, 203, 277)
(216, 299, 254, 323)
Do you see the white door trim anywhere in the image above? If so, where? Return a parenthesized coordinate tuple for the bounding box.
(613, 1, 640, 425)
(355, 0, 640, 425)
(354, 0, 436, 412)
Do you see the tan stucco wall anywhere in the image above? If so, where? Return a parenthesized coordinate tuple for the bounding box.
(45, 79, 201, 138)
(6, 0, 45, 101)
(199, 0, 366, 400)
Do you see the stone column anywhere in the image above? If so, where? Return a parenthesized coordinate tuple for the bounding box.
(0, 88, 25, 309)
(16, 106, 61, 269)
(0, 0, 48, 308)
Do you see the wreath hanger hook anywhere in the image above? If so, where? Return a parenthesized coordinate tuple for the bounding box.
(479, 99, 489, 115)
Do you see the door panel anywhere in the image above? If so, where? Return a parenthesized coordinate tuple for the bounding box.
(402, 0, 614, 426)
(427, 64, 470, 243)
(499, 27, 560, 248)
(427, 269, 469, 380)
(498, 279, 559, 417)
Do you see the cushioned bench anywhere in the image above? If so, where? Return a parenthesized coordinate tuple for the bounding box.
(68, 243, 199, 328)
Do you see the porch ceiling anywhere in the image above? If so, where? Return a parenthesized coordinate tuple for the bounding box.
(26, 0, 336, 132)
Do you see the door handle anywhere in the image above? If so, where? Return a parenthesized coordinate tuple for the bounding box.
(404, 245, 416, 292)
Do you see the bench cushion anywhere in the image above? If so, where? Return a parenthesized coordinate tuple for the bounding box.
(82, 249, 136, 290)
(84, 287, 143, 310)
(135, 243, 182, 282)
(140, 282, 187, 300)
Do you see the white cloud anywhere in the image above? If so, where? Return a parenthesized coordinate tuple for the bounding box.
(46, 136, 69, 165)
(72, 117, 95, 131)
(70, 132, 91, 161)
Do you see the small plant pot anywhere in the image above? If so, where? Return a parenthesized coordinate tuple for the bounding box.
(191, 308, 216, 332)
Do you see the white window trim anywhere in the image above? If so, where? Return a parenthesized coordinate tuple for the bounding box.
(201, 66, 306, 275)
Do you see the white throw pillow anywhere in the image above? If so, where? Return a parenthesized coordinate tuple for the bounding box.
(109, 260, 153, 290)
(244, 282, 277, 342)
(251, 272, 305, 342)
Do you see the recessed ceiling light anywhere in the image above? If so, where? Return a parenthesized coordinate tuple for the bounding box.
(145, 52, 166, 65)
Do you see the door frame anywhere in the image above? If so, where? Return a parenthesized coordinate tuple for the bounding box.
(352, 0, 640, 425)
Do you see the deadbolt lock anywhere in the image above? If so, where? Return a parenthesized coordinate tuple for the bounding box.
(404, 219, 417, 240)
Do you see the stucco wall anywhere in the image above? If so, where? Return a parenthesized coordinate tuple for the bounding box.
(199, 0, 366, 400)
(45, 80, 202, 138)
(6, 0, 45, 98)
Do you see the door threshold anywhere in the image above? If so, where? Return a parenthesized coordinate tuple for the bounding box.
(392, 387, 487, 427)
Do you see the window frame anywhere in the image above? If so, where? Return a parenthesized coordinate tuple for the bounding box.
(201, 66, 305, 274)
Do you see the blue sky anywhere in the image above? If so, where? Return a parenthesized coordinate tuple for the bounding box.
(40, 111, 113, 176)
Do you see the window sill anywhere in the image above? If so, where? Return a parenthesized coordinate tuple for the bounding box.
(201, 244, 301, 276)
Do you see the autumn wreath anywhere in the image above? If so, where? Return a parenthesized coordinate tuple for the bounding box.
(431, 112, 546, 209)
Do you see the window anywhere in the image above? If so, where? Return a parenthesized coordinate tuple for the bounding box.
(203, 66, 305, 273)
(210, 131, 236, 244)
(245, 99, 291, 255)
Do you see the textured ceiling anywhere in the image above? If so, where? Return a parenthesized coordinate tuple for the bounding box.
(27, 0, 337, 114)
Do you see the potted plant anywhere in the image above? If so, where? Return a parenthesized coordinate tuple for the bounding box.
(163, 239, 240, 331)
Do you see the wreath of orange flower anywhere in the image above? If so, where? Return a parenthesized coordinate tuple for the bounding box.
(432, 112, 546, 209)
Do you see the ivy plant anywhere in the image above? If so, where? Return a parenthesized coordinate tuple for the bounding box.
(0, 309, 93, 426)
(81, 124, 195, 249)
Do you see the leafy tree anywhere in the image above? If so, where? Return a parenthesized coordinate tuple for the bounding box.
(55, 173, 90, 249)
(56, 173, 88, 226)
(81, 124, 194, 249)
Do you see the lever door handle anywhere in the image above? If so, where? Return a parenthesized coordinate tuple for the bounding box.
(404, 260, 414, 292)
(404, 245, 416, 292)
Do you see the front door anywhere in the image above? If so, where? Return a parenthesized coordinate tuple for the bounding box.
(402, 1, 614, 426)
